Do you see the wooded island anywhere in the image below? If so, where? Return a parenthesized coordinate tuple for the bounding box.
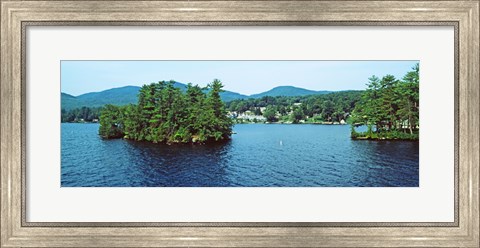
(98, 79, 233, 144)
(350, 63, 419, 140)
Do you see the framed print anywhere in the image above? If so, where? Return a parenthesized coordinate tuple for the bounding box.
(1, 0, 478, 247)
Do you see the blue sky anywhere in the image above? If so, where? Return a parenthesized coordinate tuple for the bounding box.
(61, 61, 418, 96)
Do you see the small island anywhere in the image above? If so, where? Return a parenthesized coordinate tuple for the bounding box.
(350, 64, 419, 140)
(99, 79, 233, 144)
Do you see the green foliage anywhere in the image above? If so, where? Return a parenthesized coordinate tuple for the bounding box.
(61, 106, 101, 122)
(350, 63, 419, 140)
(291, 108, 305, 123)
(351, 129, 419, 140)
(263, 105, 278, 122)
(98, 80, 233, 144)
(227, 91, 363, 123)
(99, 104, 124, 139)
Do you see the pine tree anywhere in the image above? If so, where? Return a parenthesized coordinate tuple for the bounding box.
(99, 79, 234, 144)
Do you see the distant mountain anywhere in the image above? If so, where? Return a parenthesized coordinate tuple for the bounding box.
(219, 91, 248, 102)
(249, 86, 330, 98)
(61, 82, 247, 110)
(61, 92, 76, 99)
(74, 86, 141, 109)
(62, 83, 332, 110)
(61, 93, 80, 110)
(61, 86, 140, 110)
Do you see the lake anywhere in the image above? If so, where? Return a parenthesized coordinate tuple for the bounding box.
(61, 123, 419, 187)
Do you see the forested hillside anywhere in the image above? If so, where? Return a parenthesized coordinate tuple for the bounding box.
(226, 91, 362, 124)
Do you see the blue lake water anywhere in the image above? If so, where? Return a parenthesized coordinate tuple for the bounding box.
(61, 123, 419, 187)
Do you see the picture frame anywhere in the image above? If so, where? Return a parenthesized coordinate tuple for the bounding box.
(1, 0, 478, 247)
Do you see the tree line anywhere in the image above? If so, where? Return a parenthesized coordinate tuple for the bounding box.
(98, 80, 233, 144)
(61, 107, 101, 123)
(63, 91, 363, 125)
(350, 63, 419, 140)
(226, 91, 363, 123)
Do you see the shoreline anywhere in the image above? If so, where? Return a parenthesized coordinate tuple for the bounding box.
(351, 136, 419, 141)
(61, 122, 419, 141)
(351, 131, 419, 141)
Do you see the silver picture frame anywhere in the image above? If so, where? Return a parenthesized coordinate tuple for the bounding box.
(1, 1, 478, 247)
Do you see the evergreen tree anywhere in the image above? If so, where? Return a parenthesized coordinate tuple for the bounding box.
(206, 79, 233, 141)
(99, 104, 123, 139)
(350, 63, 419, 140)
(98, 79, 233, 144)
(263, 105, 277, 122)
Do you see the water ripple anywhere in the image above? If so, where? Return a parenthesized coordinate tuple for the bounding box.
(61, 123, 419, 187)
